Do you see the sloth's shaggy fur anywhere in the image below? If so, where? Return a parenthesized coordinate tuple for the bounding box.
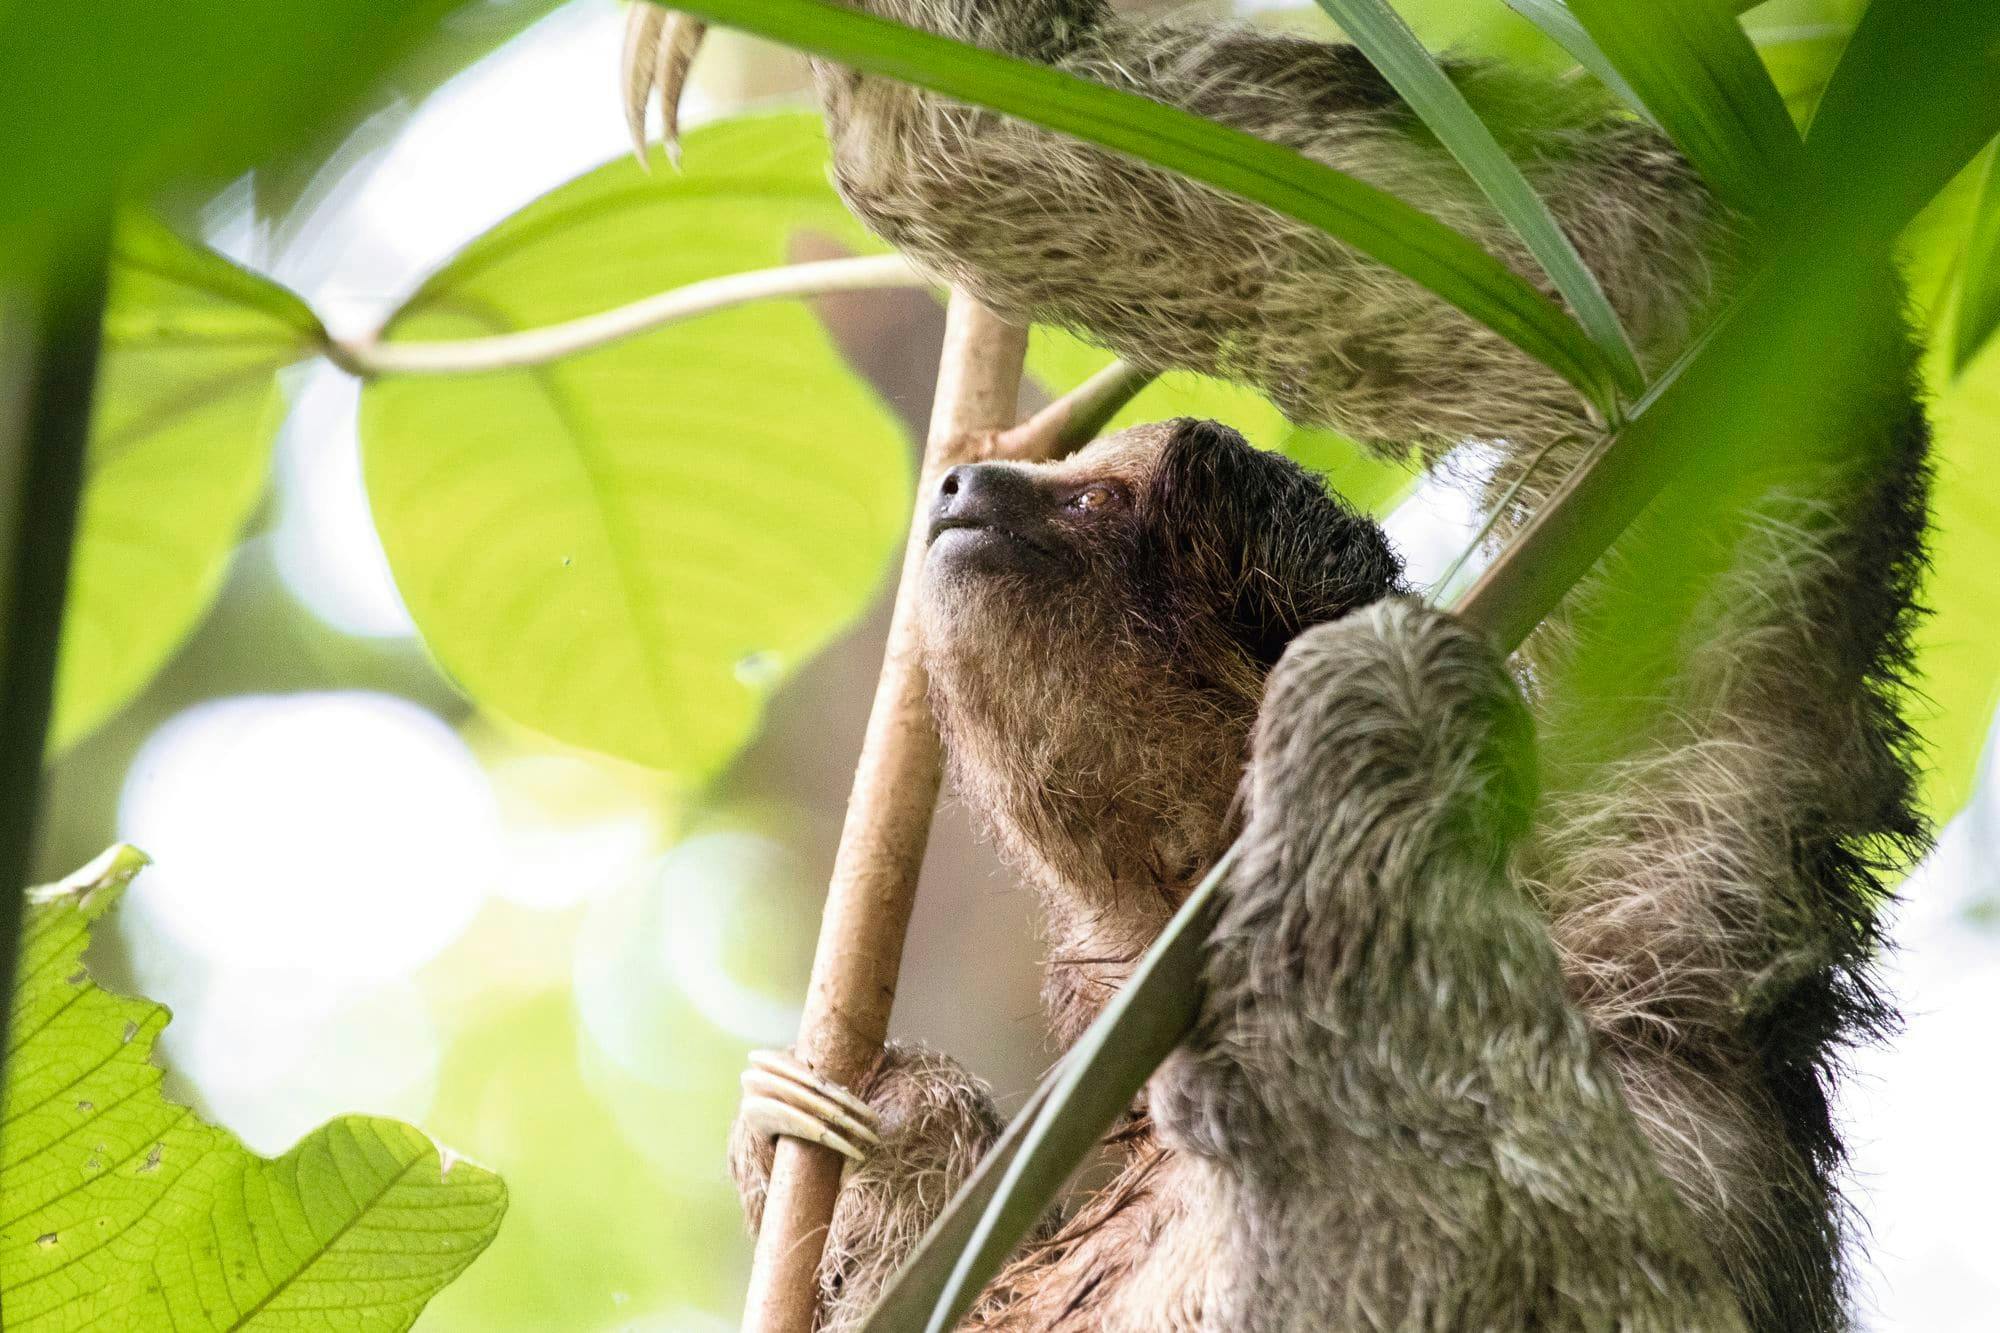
(725, 3, 1933, 1329)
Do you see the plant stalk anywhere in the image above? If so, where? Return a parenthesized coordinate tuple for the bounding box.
(0, 227, 111, 1067)
(742, 292, 1029, 1333)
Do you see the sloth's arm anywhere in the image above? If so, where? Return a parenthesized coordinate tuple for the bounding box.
(1150, 601, 1746, 1330)
(730, 1043, 1002, 1332)
(820, 12, 1725, 457)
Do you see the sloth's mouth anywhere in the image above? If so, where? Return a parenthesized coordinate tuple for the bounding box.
(926, 518, 1059, 570)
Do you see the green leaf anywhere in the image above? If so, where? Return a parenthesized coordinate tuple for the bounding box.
(1509, 1, 1862, 131)
(1953, 144, 2000, 377)
(1312, 0, 1642, 394)
(53, 216, 320, 751)
(659, 0, 1626, 416)
(1025, 330, 1415, 516)
(1500, 0, 1655, 120)
(1899, 152, 2000, 820)
(1750, 26, 1854, 130)
(1, 848, 504, 1330)
(1918, 327, 2000, 820)
(1567, 0, 1802, 213)
(1794, 0, 2000, 256)
(362, 113, 910, 777)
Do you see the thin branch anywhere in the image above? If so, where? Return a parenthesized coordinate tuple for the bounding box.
(329, 253, 929, 377)
(0, 222, 112, 1068)
(741, 294, 1032, 1333)
(997, 359, 1156, 459)
(1427, 431, 1585, 604)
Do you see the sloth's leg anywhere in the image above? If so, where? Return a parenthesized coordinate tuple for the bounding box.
(1151, 600, 1745, 1330)
(730, 1042, 1003, 1330)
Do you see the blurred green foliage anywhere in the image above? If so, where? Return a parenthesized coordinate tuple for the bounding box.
(0, 0, 565, 276)
(1, 850, 504, 1330)
(416, 996, 744, 1330)
(362, 113, 911, 777)
(1954, 147, 2000, 378)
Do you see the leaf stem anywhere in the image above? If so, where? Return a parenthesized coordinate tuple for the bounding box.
(330, 253, 930, 377)
(0, 221, 111, 1067)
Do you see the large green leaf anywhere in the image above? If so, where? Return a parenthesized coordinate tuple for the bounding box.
(53, 216, 321, 751)
(1313, 0, 1641, 393)
(1025, 331, 1414, 518)
(1919, 338, 2000, 820)
(1, 848, 504, 1330)
(362, 113, 910, 777)
(1567, 0, 1801, 214)
(656, 0, 1627, 417)
(1900, 157, 2000, 820)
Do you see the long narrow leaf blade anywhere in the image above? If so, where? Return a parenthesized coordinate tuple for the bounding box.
(1315, 0, 1642, 394)
(1567, 0, 1801, 213)
(655, 0, 1622, 416)
(860, 854, 1232, 1333)
(1953, 144, 2000, 377)
(1501, 0, 1656, 123)
(850, 1075, 1059, 1331)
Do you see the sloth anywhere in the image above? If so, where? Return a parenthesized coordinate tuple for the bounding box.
(691, 1, 1934, 1329)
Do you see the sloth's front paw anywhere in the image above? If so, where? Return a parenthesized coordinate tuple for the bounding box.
(729, 1049, 882, 1233)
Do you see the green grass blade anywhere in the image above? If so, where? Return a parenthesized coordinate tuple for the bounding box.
(1567, 0, 1801, 213)
(1500, 0, 1656, 122)
(1315, 0, 1642, 395)
(657, 0, 1622, 416)
(1955, 144, 2000, 377)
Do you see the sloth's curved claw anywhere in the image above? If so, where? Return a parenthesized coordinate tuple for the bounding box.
(620, 5, 708, 172)
(621, 3, 669, 170)
(655, 14, 708, 171)
(741, 1049, 882, 1177)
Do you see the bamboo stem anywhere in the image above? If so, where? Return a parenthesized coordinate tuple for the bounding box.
(741, 293, 1030, 1333)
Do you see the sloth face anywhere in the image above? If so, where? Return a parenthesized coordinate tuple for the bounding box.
(921, 419, 1405, 688)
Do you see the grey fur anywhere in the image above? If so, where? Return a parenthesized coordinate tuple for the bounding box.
(727, 4, 1930, 1329)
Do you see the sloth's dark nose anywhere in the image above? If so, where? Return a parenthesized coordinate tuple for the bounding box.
(930, 464, 1042, 538)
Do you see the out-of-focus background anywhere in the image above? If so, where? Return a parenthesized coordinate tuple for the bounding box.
(25, 1, 1998, 1329)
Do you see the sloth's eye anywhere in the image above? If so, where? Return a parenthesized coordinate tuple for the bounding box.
(1066, 483, 1122, 514)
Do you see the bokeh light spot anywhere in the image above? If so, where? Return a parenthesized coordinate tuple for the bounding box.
(119, 691, 499, 981)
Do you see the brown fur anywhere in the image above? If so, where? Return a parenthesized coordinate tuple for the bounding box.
(724, 4, 1930, 1329)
